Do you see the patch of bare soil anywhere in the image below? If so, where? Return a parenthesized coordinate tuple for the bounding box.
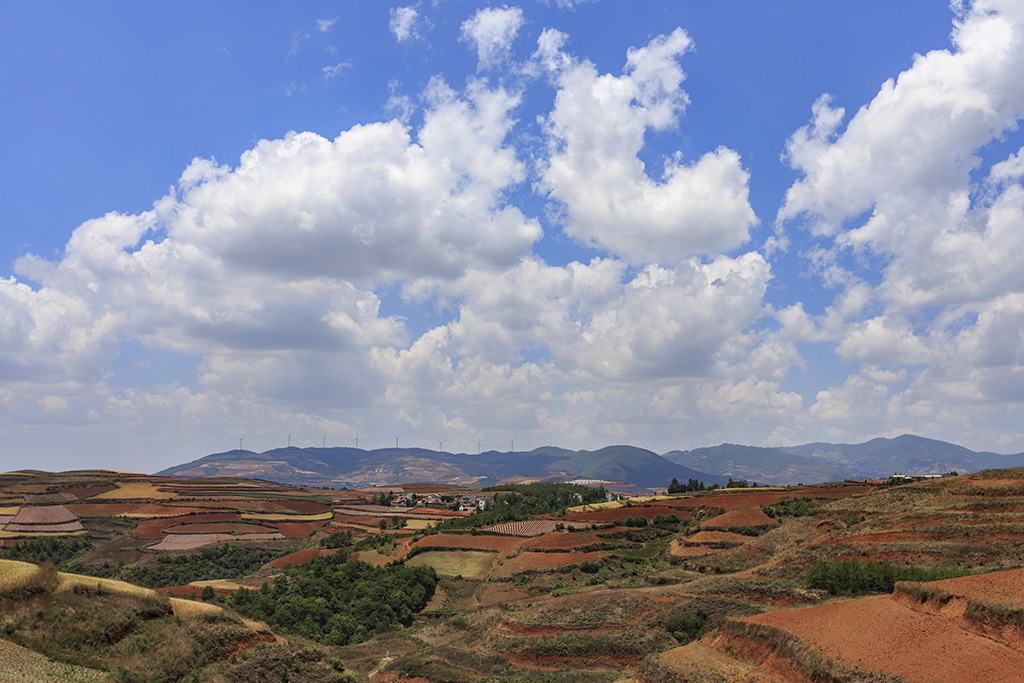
(654, 642, 787, 683)
(413, 533, 520, 552)
(922, 567, 1024, 607)
(747, 594, 1024, 682)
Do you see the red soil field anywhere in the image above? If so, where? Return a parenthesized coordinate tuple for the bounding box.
(60, 484, 118, 499)
(520, 530, 608, 551)
(271, 500, 331, 514)
(559, 504, 692, 523)
(701, 508, 775, 529)
(163, 522, 277, 535)
(492, 551, 607, 578)
(273, 520, 329, 537)
(123, 503, 202, 517)
(65, 503, 139, 516)
(668, 542, 714, 558)
(271, 547, 345, 568)
(413, 534, 520, 552)
(133, 512, 241, 539)
(746, 594, 1024, 683)
(917, 567, 1024, 606)
(685, 530, 751, 544)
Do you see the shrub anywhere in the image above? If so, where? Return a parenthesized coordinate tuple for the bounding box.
(806, 559, 969, 596)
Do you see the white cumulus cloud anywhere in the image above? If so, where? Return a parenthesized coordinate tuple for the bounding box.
(537, 28, 758, 264)
(460, 6, 525, 71)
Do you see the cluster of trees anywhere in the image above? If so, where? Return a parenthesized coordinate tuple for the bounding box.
(2, 537, 92, 566)
(668, 477, 762, 493)
(806, 558, 968, 596)
(652, 513, 683, 529)
(227, 553, 438, 645)
(762, 496, 816, 519)
(438, 483, 607, 531)
(667, 478, 708, 493)
(121, 544, 284, 588)
(320, 531, 354, 548)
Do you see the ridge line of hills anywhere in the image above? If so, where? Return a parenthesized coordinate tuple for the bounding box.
(156, 434, 1024, 489)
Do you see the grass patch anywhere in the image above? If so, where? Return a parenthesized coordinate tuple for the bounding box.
(0, 559, 48, 593)
(405, 550, 495, 579)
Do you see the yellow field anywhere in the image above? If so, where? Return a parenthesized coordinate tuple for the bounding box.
(403, 519, 434, 530)
(0, 506, 20, 515)
(240, 511, 333, 522)
(0, 530, 87, 539)
(188, 579, 248, 591)
(0, 559, 43, 591)
(88, 482, 177, 500)
(565, 500, 624, 514)
(405, 550, 495, 580)
(56, 572, 158, 599)
(169, 597, 224, 618)
(565, 494, 679, 514)
(0, 637, 108, 683)
(169, 481, 262, 488)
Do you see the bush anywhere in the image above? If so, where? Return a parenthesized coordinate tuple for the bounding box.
(666, 607, 707, 642)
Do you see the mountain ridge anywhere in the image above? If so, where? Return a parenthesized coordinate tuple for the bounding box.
(156, 444, 729, 490)
(156, 434, 1024, 489)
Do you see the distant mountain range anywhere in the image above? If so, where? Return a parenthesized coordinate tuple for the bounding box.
(156, 435, 1024, 489)
(778, 434, 1024, 479)
(662, 443, 865, 486)
(156, 444, 730, 490)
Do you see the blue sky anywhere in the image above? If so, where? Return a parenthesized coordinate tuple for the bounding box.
(2, 1, 1023, 472)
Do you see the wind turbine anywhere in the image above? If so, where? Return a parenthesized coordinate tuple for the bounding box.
(438, 439, 444, 452)
(476, 440, 482, 455)
(394, 435, 402, 448)
(354, 431, 360, 449)
(287, 433, 291, 448)
(322, 433, 327, 448)
(238, 435, 245, 450)
(508, 438, 516, 453)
